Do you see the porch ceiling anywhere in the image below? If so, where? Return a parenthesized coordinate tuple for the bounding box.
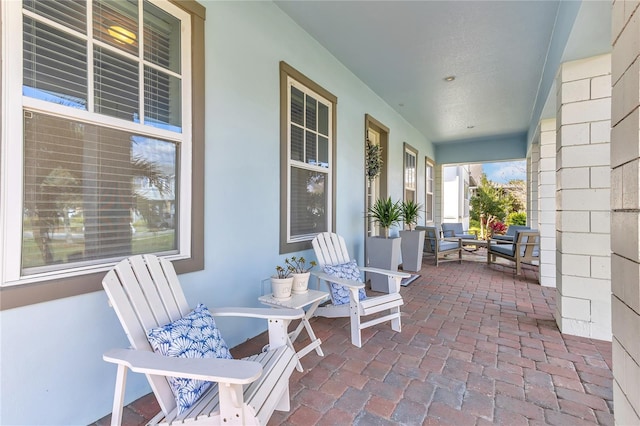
(275, 1, 611, 148)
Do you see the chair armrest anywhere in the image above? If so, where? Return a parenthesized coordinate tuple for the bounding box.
(515, 232, 540, 248)
(210, 307, 304, 320)
(516, 231, 540, 239)
(311, 271, 365, 289)
(103, 348, 262, 384)
(358, 267, 411, 279)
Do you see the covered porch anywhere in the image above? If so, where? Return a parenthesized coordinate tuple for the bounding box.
(2, 1, 638, 425)
(93, 254, 613, 425)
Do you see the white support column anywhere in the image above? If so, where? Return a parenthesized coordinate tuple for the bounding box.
(556, 53, 612, 341)
(527, 143, 539, 229)
(537, 119, 556, 288)
(611, 1, 640, 424)
(435, 164, 442, 227)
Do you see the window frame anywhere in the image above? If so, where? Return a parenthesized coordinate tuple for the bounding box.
(403, 142, 418, 202)
(425, 156, 435, 223)
(279, 62, 337, 254)
(0, 0, 206, 310)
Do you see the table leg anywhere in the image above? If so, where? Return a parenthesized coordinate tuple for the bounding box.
(302, 317, 324, 357)
(287, 299, 325, 371)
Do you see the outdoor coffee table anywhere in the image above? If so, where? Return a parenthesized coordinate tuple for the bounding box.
(258, 288, 330, 371)
(444, 237, 488, 252)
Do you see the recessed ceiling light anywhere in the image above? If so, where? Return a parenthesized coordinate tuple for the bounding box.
(108, 25, 137, 45)
(444, 76, 455, 82)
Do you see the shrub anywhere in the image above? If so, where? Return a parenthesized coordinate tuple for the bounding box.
(489, 221, 507, 234)
(506, 211, 527, 226)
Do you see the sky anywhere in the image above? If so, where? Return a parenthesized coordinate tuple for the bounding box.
(482, 160, 526, 184)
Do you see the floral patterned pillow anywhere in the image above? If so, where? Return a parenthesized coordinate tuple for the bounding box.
(147, 303, 233, 414)
(323, 260, 367, 305)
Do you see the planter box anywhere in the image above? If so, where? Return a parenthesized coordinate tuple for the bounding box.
(400, 229, 425, 272)
(366, 236, 401, 293)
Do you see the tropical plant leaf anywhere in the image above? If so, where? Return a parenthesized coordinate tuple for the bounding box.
(368, 197, 402, 237)
(401, 199, 423, 230)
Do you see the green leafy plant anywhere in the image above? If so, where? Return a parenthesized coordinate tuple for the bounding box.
(274, 263, 294, 279)
(368, 197, 402, 238)
(401, 200, 423, 231)
(285, 256, 317, 274)
(506, 211, 527, 226)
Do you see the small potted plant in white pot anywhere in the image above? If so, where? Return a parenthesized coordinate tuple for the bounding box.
(399, 199, 425, 272)
(366, 197, 403, 293)
(285, 256, 317, 294)
(271, 262, 294, 300)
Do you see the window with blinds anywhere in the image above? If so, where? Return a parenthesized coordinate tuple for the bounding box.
(404, 143, 418, 202)
(287, 78, 331, 242)
(277, 64, 337, 254)
(426, 158, 435, 222)
(13, 0, 189, 276)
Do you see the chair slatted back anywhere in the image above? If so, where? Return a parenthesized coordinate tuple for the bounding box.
(416, 226, 437, 253)
(516, 231, 540, 262)
(102, 254, 190, 415)
(312, 232, 351, 266)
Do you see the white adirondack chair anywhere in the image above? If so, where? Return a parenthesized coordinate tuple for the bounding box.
(101, 254, 305, 425)
(311, 232, 409, 347)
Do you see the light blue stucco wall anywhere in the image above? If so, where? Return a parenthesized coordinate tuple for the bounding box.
(0, 2, 434, 424)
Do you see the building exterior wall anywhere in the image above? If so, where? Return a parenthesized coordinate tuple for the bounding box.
(555, 54, 612, 340)
(538, 119, 557, 288)
(442, 165, 471, 229)
(611, 1, 640, 423)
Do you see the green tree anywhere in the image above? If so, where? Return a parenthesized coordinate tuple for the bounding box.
(502, 179, 526, 213)
(470, 174, 507, 238)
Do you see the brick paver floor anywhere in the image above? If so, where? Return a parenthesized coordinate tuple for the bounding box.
(94, 250, 614, 425)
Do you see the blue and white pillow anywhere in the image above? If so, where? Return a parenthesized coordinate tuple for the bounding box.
(147, 304, 232, 414)
(323, 260, 367, 305)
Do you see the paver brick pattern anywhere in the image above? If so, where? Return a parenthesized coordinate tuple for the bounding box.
(94, 252, 614, 425)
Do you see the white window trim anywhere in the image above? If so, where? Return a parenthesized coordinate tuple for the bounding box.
(403, 142, 418, 201)
(1, 0, 193, 287)
(425, 157, 435, 223)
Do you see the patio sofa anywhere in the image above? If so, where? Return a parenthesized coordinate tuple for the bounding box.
(487, 229, 540, 277)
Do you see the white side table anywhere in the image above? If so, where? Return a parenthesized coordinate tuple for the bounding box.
(258, 289, 330, 371)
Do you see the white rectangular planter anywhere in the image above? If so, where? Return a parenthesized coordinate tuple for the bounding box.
(366, 236, 401, 293)
(400, 229, 425, 272)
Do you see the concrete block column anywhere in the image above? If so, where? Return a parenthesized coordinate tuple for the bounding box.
(527, 143, 539, 229)
(611, 1, 640, 424)
(537, 119, 556, 287)
(435, 164, 442, 227)
(555, 53, 612, 341)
